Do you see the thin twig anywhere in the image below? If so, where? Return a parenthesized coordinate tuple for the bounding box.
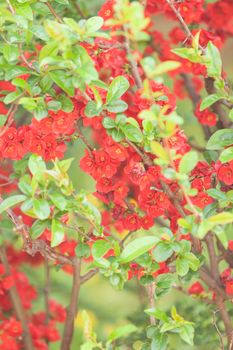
(213, 309, 224, 350)
(44, 258, 51, 325)
(72, 0, 85, 18)
(60, 257, 81, 350)
(123, 26, 143, 89)
(45, 2, 63, 23)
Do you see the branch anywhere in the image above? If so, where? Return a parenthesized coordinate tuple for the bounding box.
(212, 309, 224, 350)
(205, 235, 233, 347)
(72, 0, 85, 18)
(76, 120, 93, 154)
(146, 283, 156, 325)
(123, 27, 143, 89)
(0, 196, 72, 265)
(0, 246, 34, 350)
(81, 268, 98, 284)
(44, 258, 51, 325)
(0, 104, 19, 137)
(60, 257, 81, 350)
(165, 0, 194, 42)
(45, 2, 63, 23)
(204, 77, 230, 128)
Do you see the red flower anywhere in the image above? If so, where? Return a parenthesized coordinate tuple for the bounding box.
(228, 240, 233, 251)
(217, 162, 233, 185)
(188, 282, 204, 295)
(225, 280, 233, 295)
(98, 0, 115, 20)
(141, 216, 154, 229)
(192, 192, 213, 209)
(2, 276, 14, 290)
(123, 213, 141, 231)
(96, 177, 113, 193)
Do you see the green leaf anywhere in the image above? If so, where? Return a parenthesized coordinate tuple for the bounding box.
(151, 332, 168, 350)
(92, 240, 111, 259)
(3, 44, 19, 62)
(197, 212, 233, 239)
(59, 95, 74, 112)
(200, 94, 223, 111)
(75, 243, 91, 258)
(207, 189, 227, 201)
(18, 175, 32, 195)
(31, 220, 48, 239)
(107, 324, 137, 343)
(0, 115, 7, 127)
(33, 199, 50, 220)
(180, 324, 194, 346)
(176, 257, 189, 276)
(51, 218, 64, 247)
(106, 76, 129, 104)
(179, 151, 198, 174)
(28, 154, 46, 175)
(49, 71, 74, 96)
(206, 129, 233, 150)
(109, 128, 124, 142)
(5, 66, 30, 80)
(84, 101, 102, 117)
(39, 42, 58, 62)
(4, 91, 21, 104)
(0, 195, 26, 214)
(172, 48, 202, 63)
(145, 308, 169, 323)
(151, 60, 181, 76)
(120, 236, 158, 264)
(55, 0, 69, 4)
(153, 242, 173, 262)
(85, 16, 103, 32)
(205, 42, 222, 78)
(156, 273, 175, 290)
(150, 141, 169, 162)
(49, 192, 67, 211)
(219, 147, 233, 163)
(102, 117, 115, 129)
(120, 124, 143, 143)
(16, 3, 33, 20)
(185, 252, 200, 271)
(106, 100, 128, 113)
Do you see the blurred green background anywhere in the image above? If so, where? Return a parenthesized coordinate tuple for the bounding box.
(21, 0, 233, 349)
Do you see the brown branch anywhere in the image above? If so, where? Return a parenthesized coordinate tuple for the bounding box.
(72, 0, 85, 18)
(5, 0, 15, 14)
(0, 246, 34, 350)
(123, 27, 143, 89)
(212, 309, 225, 350)
(125, 139, 153, 167)
(165, 0, 194, 42)
(81, 268, 98, 284)
(0, 196, 72, 265)
(76, 120, 93, 154)
(0, 104, 19, 137)
(44, 258, 51, 325)
(204, 77, 230, 128)
(203, 234, 233, 348)
(146, 283, 156, 325)
(216, 298, 233, 349)
(60, 257, 81, 350)
(45, 2, 63, 23)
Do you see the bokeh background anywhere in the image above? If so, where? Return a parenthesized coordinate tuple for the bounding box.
(21, 0, 233, 348)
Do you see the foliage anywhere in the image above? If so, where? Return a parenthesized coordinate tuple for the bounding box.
(0, 0, 233, 349)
